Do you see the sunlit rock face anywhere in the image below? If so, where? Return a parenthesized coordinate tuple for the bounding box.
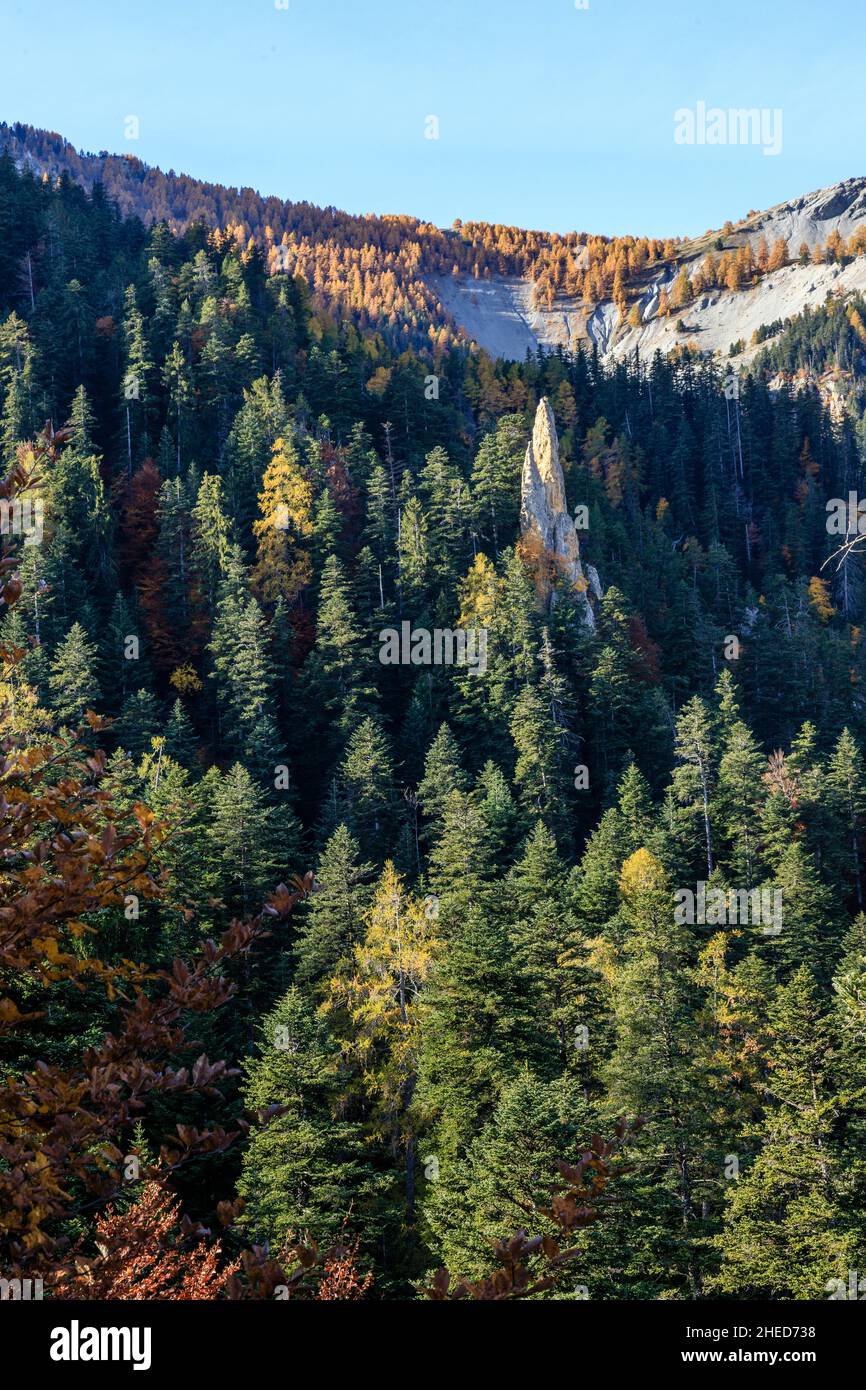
(519, 397, 599, 626)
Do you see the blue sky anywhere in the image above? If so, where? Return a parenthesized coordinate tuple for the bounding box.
(3, 0, 864, 238)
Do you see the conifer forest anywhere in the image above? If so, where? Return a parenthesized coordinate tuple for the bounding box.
(3, 7, 866, 1348)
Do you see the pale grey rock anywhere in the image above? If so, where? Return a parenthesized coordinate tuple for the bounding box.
(519, 397, 598, 627)
(437, 176, 866, 366)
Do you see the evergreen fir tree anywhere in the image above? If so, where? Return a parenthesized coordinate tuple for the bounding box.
(115, 688, 162, 759)
(713, 968, 856, 1298)
(323, 717, 397, 861)
(163, 697, 199, 767)
(417, 723, 470, 839)
(238, 987, 385, 1252)
(292, 825, 374, 994)
(48, 621, 101, 723)
(604, 848, 715, 1297)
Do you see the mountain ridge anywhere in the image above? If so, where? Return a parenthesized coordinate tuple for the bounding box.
(4, 120, 866, 369)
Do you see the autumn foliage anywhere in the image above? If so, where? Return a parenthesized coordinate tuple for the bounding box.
(55, 1182, 236, 1300)
(1, 438, 315, 1290)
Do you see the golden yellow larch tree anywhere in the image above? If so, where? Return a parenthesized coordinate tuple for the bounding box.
(457, 552, 500, 631)
(251, 435, 314, 607)
(619, 846, 669, 903)
(322, 862, 437, 1142)
(671, 267, 693, 310)
(808, 575, 836, 623)
(767, 237, 789, 272)
(695, 933, 766, 1122)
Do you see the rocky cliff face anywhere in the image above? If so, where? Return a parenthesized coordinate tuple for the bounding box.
(519, 398, 600, 627)
(439, 177, 866, 366)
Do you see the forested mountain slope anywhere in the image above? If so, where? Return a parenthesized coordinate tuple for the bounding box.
(3, 151, 866, 1300)
(6, 120, 866, 370)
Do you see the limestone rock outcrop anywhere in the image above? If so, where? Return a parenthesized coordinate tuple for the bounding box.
(519, 397, 600, 626)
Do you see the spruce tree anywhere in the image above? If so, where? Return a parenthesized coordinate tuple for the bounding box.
(209, 762, 299, 919)
(763, 840, 839, 983)
(238, 987, 384, 1252)
(304, 554, 376, 749)
(425, 1069, 593, 1283)
(713, 968, 856, 1298)
(115, 689, 162, 759)
(323, 716, 397, 861)
(292, 825, 374, 994)
(48, 621, 101, 724)
(417, 723, 470, 839)
(163, 697, 199, 767)
(716, 719, 767, 887)
(672, 695, 718, 877)
(470, 414, 524, 554)
(604, 848, 715, 1297)
(825, 728, 866, 911)
(426, 789, 492, 930)
(506, 822, 586, 1074)
(209, 588, 284, 776)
